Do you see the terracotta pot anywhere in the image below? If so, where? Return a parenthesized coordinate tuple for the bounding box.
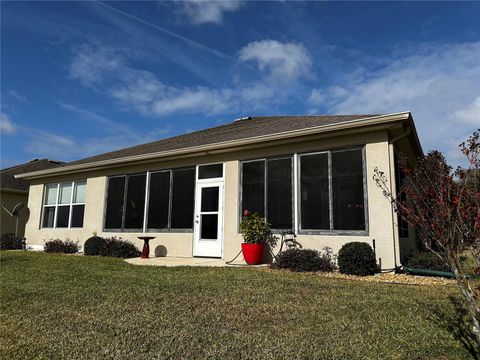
(241, 243, 264, 265)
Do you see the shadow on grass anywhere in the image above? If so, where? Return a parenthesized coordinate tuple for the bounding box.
(430, 295, 480, 359)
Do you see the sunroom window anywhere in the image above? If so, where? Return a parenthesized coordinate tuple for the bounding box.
(299, 147, 366, 233)
(104, 167, 195, 232)
(240, 157, 293, 229)
(42, 180, 86, 229)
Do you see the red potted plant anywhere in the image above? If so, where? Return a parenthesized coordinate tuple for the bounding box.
(240, 210, 271, 265)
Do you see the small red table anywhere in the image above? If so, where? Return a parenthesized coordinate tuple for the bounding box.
(138, 236, 155, 259)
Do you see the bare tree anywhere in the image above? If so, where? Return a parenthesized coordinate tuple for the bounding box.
(373, 129, 480, 343)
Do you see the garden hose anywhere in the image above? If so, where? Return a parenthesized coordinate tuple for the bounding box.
(225, 249, 244, 266)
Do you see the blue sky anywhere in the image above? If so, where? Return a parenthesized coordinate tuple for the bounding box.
(1, 1, 479, 168)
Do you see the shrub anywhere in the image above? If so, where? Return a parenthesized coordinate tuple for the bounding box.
(84, 236, 107, 256)
(338, 242, 377, 276)
(0, 233, 23, 250)
(273, 247, 336, 272)
(44, 239, 79, 254)
(403, 251, 451, 272)
(103, 237, 140, 258)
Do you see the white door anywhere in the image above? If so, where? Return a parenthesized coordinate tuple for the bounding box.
(193, 180, 224, 258)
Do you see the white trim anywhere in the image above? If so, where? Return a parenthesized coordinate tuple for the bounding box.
(41, 180, 86, 230)
(193, 173, 224, 258)
(142, 171, 151, 233)
(293, 153, 299, 234)
(15, 112, 415, 180)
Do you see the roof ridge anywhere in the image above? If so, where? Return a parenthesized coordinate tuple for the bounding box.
(1, 159, 65, 172)
(62, 114, 383, 167)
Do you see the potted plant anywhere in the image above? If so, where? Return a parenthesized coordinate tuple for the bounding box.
(240, 210, 271, 265)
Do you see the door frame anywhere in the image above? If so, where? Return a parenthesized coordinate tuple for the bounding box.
(193, 164, 225, 258)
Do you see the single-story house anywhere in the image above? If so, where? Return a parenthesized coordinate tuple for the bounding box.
(17, 112, 422, 269)
(1, 159, 64, 237)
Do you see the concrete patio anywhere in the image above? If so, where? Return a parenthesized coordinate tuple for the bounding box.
(125, 256, 267, 267)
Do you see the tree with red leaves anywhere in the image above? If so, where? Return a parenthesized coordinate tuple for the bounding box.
(374, 129, 480, 343)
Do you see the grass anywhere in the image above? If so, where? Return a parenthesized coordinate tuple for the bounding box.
(0, 251, 473, 359)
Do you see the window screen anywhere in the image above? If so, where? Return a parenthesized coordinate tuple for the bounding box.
(332, 149, 365, 231)
(56, 206, 70, 228)
(241, 161, 265, 216)
(170, 168, 195, 229)
(42, 207, 55, 228)
(198, 164, 223, 179)
(124, 174, 146, 229)
(71, 205, 85, 228)
(104, 177, 126, 229)
(267, 158, 292, 229)
(147, 171, 171, 229)
(300, 153, 330, 230)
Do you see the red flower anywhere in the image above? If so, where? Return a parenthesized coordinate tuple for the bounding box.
(243, 210, 250, 217)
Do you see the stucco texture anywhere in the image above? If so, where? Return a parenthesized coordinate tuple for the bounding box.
(25, 129, 410, 269)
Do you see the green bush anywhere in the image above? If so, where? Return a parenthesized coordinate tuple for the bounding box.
(404, 251, 451, 272)
(44, 239, 79, 254)
(0, 233, 24, 250)
(103, 237, 140, 258)
(273, 247, 336, 272)
(240, 210, 271, 244)
(84, 236, 139, 258)
(83, 236, 107, 256)
(338, 242, 377, 276)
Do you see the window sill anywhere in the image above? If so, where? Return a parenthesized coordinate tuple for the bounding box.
(297, 230, 369, 236)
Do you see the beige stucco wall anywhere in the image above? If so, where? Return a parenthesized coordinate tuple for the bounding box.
(1, 190, 29, 237)
(24, 129, 403, 269)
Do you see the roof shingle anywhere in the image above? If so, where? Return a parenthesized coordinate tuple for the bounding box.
(67, 115, 377, 166)
(1, 159, 64, 191)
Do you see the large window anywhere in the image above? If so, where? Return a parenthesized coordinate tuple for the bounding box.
(241, 157, 293, 229)
(300, 153, 329, 230)
(104, 167, 195, 232)
(42, 180, 86, 228)
(104, 174, 146, 230)
(300, 148, 366, 233)
(240, 147, 367, 234)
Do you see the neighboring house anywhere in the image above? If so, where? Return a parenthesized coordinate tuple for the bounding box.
(1, 159, 64, 237)
(17, 113, 422, 269)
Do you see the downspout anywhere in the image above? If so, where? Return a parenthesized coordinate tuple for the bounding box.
(388, 126, 412, 270)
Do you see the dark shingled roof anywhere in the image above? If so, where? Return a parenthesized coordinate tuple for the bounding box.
(1, 159, 64, 191)
(67, 115, 377, 166)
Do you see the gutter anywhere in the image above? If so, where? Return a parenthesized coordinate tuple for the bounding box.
(0, 188, 29, 195)
(16, 112, 413, 180)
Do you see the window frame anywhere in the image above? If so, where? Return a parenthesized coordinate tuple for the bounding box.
(103, 167, 196, 233)
(298, 146, 369, 236)
(238, 146, 369, 236)
(239, 155, 295, 231)
(40, 180, 87, 229)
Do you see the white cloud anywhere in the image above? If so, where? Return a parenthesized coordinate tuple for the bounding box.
(309, 42, 480, 165)
(68, 45, 124, 86)
(8, 90, 28, 103)
(453, 96, 480, 125)
(151, 87, 234, 116)
(25, 129, 76, 157)
(68, 45, 235, 117)
(179, 0, 243, 25)
(239, 40, 312, 83)
(1, 113, 17, 135)
(67, 40, 315, 118)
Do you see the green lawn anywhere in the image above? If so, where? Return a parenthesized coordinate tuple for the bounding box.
(0, 251, 473, 359)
